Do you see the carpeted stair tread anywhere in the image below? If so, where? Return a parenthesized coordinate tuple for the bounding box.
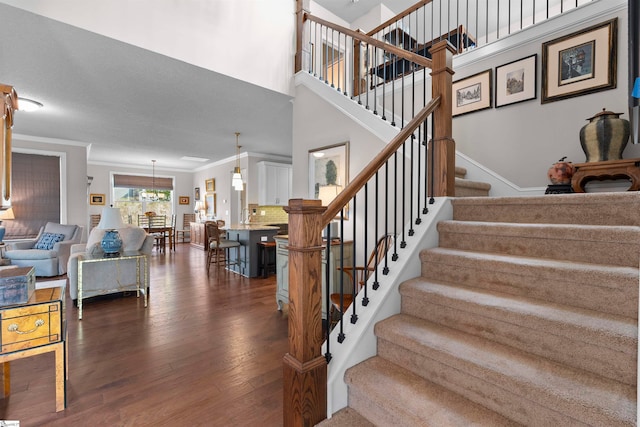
(375, 314, 636, 426)
(400, 279, 636, 385)
(437, 220, 640, 267)
(455, 177, 491, 197)
(315, 407, 374, 426)
(419, 247, 638, 318)
(451, 192, 640, 226)
(344, 356, 518, 426)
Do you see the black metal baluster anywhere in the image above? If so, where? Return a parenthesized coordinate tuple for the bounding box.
(392, 151, 398, 261)
(334, 219, 346, 343)
(349, 199, 358, 325)
(373, 172, 380, 290)
(373, 45, 378, 116)
(383, 161, 390, 275)
(331, 29, 335, 88)
(410, 128, 417, 232)
(416, 125, 423, 225)
(429, 115, 435, 205)
(362, 183, 370, 306)
(424, 118, 430, 211)
(401, 139, 408, 247)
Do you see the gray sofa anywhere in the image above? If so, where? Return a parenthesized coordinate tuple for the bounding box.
(4, 222, 83, 277)
(67, 226, 154, 302)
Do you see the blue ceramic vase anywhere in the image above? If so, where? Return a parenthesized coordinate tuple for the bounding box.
(101, 230, 122, 256)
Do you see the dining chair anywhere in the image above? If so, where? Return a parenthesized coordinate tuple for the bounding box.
(330, 234, 394, 328)
(148, 215, 167, 253)
(175, 213, 196, 244)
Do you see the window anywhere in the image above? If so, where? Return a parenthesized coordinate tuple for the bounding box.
(112, 174, 173, 224)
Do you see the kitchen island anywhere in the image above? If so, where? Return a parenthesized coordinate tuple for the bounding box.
(274, 235, 353, 318)
(225, 224, 279, 277)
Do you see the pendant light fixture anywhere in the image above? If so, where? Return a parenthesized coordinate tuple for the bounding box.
(142, 160, 159, 201)
(231, 132, 243, 191)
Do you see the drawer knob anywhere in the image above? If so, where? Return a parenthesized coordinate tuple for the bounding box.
(8, 319, 45, 334)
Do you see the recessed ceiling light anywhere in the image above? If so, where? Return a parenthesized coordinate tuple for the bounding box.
(17, 97, 43, 112)
(181, 156, 209, 162)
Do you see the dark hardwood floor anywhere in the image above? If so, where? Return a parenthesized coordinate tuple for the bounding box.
(1, 243, 289, 426)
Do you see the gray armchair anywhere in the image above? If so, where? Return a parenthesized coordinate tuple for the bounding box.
(4, 222, 83, 277)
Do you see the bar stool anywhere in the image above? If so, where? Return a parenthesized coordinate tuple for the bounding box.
(257, 241, 277, 278)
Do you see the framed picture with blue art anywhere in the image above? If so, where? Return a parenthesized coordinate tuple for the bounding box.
(542, 18, 617, 103)
(308, 142, 349, 219)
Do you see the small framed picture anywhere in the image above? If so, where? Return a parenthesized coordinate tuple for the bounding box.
(179, 196, 190, 205)
(495, 54, 537, 108)
(205, 178, 215, 192)
(194, 187, 200, 200)
(90, 194, 105, 205)
(452, 69, 492, 117)
(542, 18, 617, 103)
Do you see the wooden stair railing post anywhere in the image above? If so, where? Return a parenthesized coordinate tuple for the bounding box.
(283, 199, 327, 426)
(428, 41, 456, 197)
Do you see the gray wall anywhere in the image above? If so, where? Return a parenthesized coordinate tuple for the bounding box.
(452, 1, 634, 188)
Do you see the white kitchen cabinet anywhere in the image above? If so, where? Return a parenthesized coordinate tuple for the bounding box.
(258, 161, 292, 206)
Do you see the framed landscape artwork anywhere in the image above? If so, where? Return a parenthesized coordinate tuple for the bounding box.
(495, 54, 537, 108)
(452, 70, 492, 116)
(542, 18, 617, 103)
(90, 194, 105, 205)
(205, 178, 215, 192)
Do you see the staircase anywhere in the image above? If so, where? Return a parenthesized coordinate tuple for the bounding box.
(455, 166, 491, 197)
(318, 192, 639, 426)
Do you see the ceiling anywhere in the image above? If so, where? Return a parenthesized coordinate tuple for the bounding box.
(0, 1, 414, 172)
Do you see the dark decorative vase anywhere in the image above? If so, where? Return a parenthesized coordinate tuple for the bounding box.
(547, 157, 574, 184)
(101, 230, 122, 256)
(579, 109, 630, 162)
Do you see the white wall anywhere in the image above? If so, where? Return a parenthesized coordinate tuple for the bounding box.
(0, 0, 297, 96)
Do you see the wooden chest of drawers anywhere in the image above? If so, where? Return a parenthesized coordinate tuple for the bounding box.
(1, 286, 63, 353)
(1, 285, 66, 411)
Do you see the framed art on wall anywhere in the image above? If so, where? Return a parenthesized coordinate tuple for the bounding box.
(205, 179, 215, 192)
(308, 142, 349, 219)
(194, 187, 200, 201)
(179, 196, 190, 205)
(495, 54, 537, 108)
(542, 18, 617, 103)
(90, 194, 105, 205)
(452, 70, 492, 116)
(205, 193, 216, 218)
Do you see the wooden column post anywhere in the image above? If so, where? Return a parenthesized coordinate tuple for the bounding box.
(283, 199, 327, 426)
(0, 84, 17, 205)
(428, 41, 456, 197)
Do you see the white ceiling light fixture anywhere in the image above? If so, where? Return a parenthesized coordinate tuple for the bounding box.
(17, 97, 43, 112)
(231, 132, 244, 191)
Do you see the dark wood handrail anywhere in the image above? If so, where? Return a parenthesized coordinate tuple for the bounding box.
(366, 0, 434, 37)
(304, 13, 432, 70)
(322, 96, 440, 224)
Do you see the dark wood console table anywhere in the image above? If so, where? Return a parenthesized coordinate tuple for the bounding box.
(571, 158, 640, 193)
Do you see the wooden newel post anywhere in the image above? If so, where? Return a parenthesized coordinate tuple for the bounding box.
(428, 41, 456, 197)
(283, 199, 327, 426)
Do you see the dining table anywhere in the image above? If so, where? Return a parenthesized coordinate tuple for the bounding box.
(142, 225, 174, 252)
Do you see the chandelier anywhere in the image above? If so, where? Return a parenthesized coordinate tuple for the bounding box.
(141, 159, 159, 201)
(231, 132, 243, 191)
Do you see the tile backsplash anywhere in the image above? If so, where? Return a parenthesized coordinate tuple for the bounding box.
(249, 204, 288, 224)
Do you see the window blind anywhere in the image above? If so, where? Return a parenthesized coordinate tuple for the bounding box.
(113, 174, 173, 190)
